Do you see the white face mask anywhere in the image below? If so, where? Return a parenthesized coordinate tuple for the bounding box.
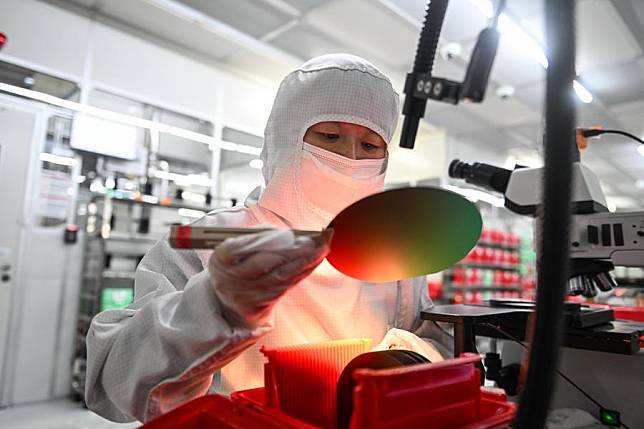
(299, 141, 386, 223)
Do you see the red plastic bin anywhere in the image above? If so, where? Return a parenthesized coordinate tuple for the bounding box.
(612, 306, 644, 323)
(142, 353, 516, 429)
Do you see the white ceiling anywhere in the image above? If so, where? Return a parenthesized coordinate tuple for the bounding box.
(44, 0, 644, 209)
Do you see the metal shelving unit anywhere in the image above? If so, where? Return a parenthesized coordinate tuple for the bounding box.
(441, 232, 528, 304)
(70, 193, 217, 401)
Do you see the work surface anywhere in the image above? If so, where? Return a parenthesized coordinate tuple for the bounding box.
(421, 304, 644, 355)
(421, 304, 644, 428)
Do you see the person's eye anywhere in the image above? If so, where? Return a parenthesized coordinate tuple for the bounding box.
(318, 132, 340, 142)
(362, 142, 380, 151)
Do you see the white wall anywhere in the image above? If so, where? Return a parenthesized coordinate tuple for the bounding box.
(443, 135, 508, 184)
(218, 165, 264, 201)
(0, 0, 279, 404)
(386, 122, 446, 185)
(0, 0, 90, 80)
(0, 0, 277, 131)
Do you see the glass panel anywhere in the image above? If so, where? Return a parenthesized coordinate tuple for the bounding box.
(0, 60, 79, 101)
(218, 127, 264, 203)
(37, 116, 76, 227)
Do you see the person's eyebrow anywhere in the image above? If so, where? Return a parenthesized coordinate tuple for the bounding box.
(365, 131, 384, 142)
(315, 122, 340, 130)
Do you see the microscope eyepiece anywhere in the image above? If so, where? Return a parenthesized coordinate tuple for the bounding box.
(448, 159, 512, 195)
(448, 159, 470, 179)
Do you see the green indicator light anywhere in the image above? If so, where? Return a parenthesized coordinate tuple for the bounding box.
(101, 287, 134, 311)
(600, 409, 620, 427)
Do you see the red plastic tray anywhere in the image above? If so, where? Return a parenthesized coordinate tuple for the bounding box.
(142, 354, 516, 429)
(612, 306, 644, 322)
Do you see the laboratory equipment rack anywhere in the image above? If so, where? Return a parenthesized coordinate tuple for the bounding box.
(70, 193, 216, 402)
(440, 229, 532, 305)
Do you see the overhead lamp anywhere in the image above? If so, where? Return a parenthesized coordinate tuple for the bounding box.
(249, 159, 264, 169)
(444, 184, 505, 207)
(637, 145, 644, 157)
(177, 208, 206, 218)
(469, 0, 593, 104)
(0, 82, 261, 156)
(573, 80, 593, 103)
(40, 152, 77, 166)
(154, 170, 214, 187)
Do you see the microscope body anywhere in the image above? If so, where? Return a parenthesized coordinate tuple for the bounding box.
(449, 160, 644, 296)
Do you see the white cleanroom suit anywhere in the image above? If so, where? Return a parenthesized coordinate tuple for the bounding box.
(85, 53, 451, 423)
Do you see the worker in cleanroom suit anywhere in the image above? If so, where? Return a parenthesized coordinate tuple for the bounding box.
(85, 53, 452, 423)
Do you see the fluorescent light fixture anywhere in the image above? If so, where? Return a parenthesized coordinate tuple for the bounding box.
(89, 179, 105, 193)
(187, 174, 214, 187)
(573, 80, 593, 103)
(444, 184, 505, 207)
(503, 155, 517, 170)
(235, 145, 262, 156)
(605, 196, 637, 211)
(153, 171, 214, 187)
(105, 177, 116, 189)
(177, 208, 206, 218)
(469, 0, 547, 67)
(154, 171, 182, 182)
(40, 152, 77, 166)
(469, 0, 593, 103)
(0, 82, 261, 155)
(72, 114, 139, 159)
(249, 159, 264, 169)
(637, 145, 644, 157)
(181, 191, 207, 204)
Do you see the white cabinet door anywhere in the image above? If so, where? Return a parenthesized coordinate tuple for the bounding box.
(0, 101, 40, 406)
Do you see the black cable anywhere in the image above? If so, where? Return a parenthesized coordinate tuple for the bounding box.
(581, 128, 644, 145)
(480, 323, 631, 429)
(516, 1, 576, 428)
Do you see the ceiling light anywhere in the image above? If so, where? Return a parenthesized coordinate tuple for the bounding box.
(181, 191, 206, 204)
(249, 159, 264, 169)
(637, 145, 644, 157)
(635, 180, 644, 189)
(23, 76, 35, 86)
(469, 0, 593, 104)
(40, 152, 77, 166)
(105, 177, 116, 189)
(187, 174, 214, 187)
(573, 80, 593, 103)
(154, 171, 214, 187)
(470, 0, 548, 68)
(503, 155, 517, 170)
(444, 184, 505, 207)
(0, 82, 261, 156)
(177, 208, 206, 218)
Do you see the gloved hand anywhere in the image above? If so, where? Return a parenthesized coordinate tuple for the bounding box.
(372, 328, 445, 363)
(209, 229, 329, 328)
